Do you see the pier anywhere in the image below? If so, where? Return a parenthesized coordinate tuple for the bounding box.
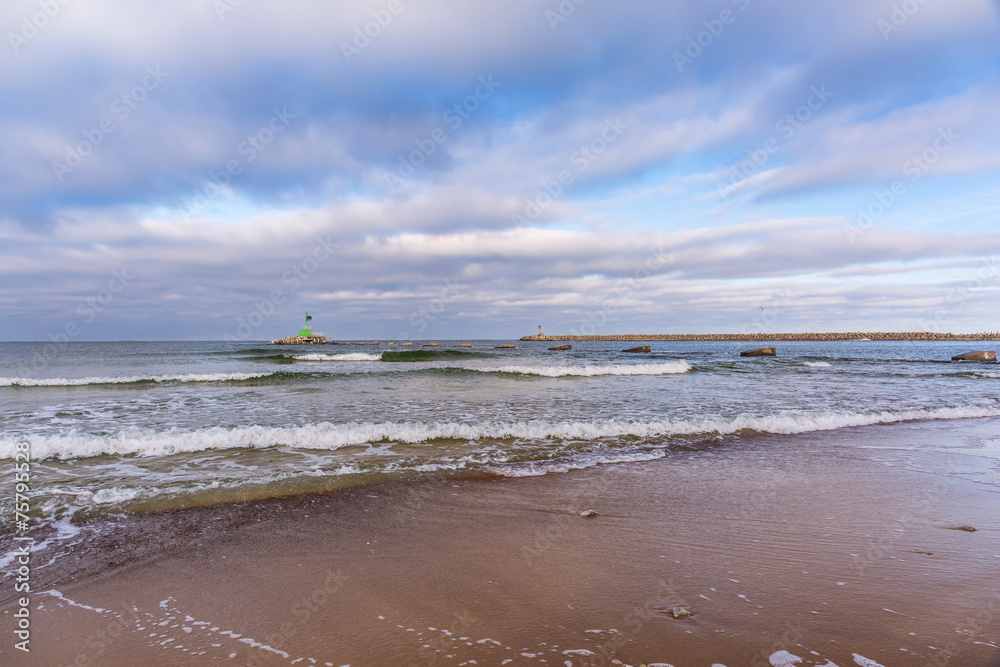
(519, 332, 1000, 342)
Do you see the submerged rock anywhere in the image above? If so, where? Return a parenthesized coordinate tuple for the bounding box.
(948, 525, 977, 532)
(548, 344, 572, 350)
(741, 347, 776, 357)
(670, 606, 691, 618)
(623, 345, 651, 353)
(579, 510, 598, 517)
(951, 350, 996, 361)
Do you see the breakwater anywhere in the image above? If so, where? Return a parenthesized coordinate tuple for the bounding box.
(519, 332, 1000, 342)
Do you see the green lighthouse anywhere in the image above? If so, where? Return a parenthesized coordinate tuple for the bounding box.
(299, 312, 313, 338)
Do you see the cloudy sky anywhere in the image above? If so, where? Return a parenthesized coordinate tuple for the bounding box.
(1, 0, 999, 341)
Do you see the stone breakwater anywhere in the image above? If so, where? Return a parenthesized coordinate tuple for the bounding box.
(271, 334, 328, 345)
(519, 332, 1000, 342)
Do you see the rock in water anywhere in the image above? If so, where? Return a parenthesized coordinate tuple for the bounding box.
(670, 606, 691, 618)
(623, 345, 651, 353)
(741, 347, 776, 357)
(951, 350, 996, 361)
(548, 345, 572, 350)
(579, 510, 598, 517)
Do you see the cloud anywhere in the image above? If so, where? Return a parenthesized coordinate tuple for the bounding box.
(1, 0, 999, 338)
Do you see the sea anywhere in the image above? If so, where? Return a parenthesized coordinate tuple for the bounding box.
(1, 339, 998, 567)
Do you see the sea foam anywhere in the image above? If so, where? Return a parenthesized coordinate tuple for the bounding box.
(293, 353, 382, 362)
(470, 360, 691, 377)
(4, 404, 999, 461)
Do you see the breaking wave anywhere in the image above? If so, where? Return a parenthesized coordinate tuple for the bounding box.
(293, 353, 382, 362)
(469, 361, 691, 377)
(6, 404, 1000, 461)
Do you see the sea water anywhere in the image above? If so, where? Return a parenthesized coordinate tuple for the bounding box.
(1, 339, 997, 537)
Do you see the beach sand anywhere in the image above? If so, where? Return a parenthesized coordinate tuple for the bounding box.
(4, 418, 999, 666)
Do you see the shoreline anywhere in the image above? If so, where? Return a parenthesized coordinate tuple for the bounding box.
(4, 418, 999, 666)
(519, 332, 1000, 342)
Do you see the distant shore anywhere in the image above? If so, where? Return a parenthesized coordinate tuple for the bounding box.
(519, 331, 1000, 342)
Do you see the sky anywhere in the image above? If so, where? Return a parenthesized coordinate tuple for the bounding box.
(1, 0, 999, 341)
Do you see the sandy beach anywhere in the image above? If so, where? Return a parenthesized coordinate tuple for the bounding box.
(3, 417, 998, 666)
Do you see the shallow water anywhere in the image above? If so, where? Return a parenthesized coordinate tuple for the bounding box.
(1, 339, 997, 532)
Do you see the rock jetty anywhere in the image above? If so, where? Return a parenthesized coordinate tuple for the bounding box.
(519, 332, 1000, 342)
(271, 334, 327, 345)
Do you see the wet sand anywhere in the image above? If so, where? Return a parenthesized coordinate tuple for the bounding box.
(3, 418, 1000, 666)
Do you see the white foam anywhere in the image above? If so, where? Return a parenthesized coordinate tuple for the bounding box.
(853, 656, 886, 667)
(474, 360, 691, 377)
(293, 353, 381, 362)
(91, 487, 142, 504)
(0, 372, 275, 387)
(804, 361, 832, 368)
(975, 372, 1000, 379)
(496, 449, 667, 477)
(44, 590, 110, 614)
(769, 651, 803, 667)
(5, 404, 1000, 461)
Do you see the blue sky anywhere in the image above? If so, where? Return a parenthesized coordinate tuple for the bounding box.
(1, 0, 999, 340)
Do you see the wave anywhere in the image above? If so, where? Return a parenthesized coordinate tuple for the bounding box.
(380, 349, 481, 362)
(468, 361, 691, 377)
(293, 353, 381, 362)
(975, 372, 1000, 379)
(804, 361, 832, 368)
(5, 404, 1000, 461)
(0, 372, 279, 387)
